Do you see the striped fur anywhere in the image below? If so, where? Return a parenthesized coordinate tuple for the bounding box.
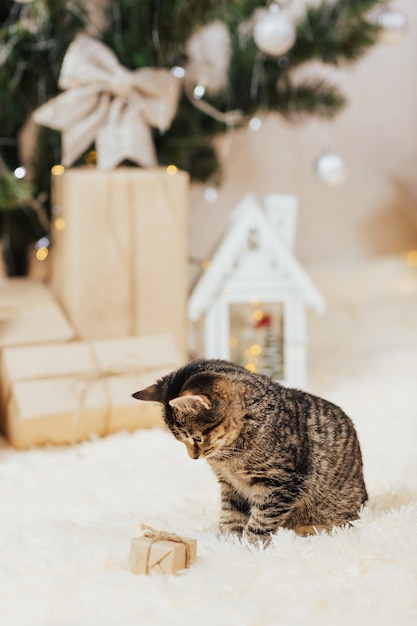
(133, 359, 367, 544)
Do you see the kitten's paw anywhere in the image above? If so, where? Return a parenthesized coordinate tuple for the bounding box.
(218, 524, 244, 539)
(243, 529, 272, 546)
(290, 524, 330, 536)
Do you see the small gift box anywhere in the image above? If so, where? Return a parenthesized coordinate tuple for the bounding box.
(1, 333, 182, 449)
(128, 527, 197, 575)
(0, 278, 74, 349)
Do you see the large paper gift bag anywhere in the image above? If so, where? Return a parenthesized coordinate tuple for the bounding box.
(1, 333, 181, 449)
(50, 166, 189, 357)
(128, 527, 197, 575)
(0, 278, 74, 348)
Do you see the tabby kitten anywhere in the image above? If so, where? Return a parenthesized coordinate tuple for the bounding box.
(133, 359, 367, 543)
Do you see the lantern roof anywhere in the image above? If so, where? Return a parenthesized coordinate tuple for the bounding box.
(189, 193, 325, 321)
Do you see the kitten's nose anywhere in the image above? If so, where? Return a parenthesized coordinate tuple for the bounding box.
(185, 442, 200, 460)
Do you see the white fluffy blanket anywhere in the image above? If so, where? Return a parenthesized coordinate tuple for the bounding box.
(1, 257, 416, 626)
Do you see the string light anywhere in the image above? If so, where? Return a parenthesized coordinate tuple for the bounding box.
(248, 117, 262, 131)
(35, 247, 49, 261)
(14, 166, 26, 179)
(34, 236, 50, 262)
(51, 164, 65, 176)
(406, 250, 417, 268)
(245, 363, 256, 373)
(277, 56, 290, 69)
(204, 187, 218, 203)
(54, 217, 66, 231)
(249, 344, 262, 356)
(171, 66, 185, 79)
(253, 309, 264, 321)
(166, 164, 178, 175)
(201, 259, 211, 270)
(85, 150, 97, 165)
(193, 85, 205, 99)
(35, 236, 50, 248)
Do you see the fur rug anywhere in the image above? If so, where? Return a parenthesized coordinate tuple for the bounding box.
(1, 256, 416, 626)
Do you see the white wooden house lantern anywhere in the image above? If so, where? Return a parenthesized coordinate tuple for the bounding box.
(188, 193, 325, 389)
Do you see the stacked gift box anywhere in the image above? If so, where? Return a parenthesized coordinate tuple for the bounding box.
(0, 166, 189, 449)
(1, 332, 181, 450)
(50, 166, 189, 351)
(0, 278, 74, 349)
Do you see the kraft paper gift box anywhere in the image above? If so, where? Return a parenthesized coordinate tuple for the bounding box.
(1, 333, 181, 449)
(128, 529, 197, 575)
(50, 166, 189, 357)
(0, 278, 74, 348)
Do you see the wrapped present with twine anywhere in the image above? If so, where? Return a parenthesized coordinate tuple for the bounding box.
(0, 333, 182, 449)
(49, 166, 189, 358)
(128, 526, 197, 575)
(0, 278, 74, 349)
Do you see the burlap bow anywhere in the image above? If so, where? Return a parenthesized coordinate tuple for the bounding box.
(33, 33, 181, 170)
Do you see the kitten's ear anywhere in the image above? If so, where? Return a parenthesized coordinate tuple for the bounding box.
(169, 394, 211, 414)
(132, 384, 163, 403)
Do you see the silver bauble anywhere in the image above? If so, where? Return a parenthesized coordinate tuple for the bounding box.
(378, 10, 407, 44)
(253, 4, 296, 57)
(369, 9, 407, 44)
(315, 150, 347, 186)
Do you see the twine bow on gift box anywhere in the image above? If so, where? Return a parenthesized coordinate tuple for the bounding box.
(139, 525, 196, 574)
(33, 33, 181, 170)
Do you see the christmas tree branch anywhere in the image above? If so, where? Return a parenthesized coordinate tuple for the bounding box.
(0, 157, 34, 211)
(274, 78, 347, 120)
(292, 0, 381, 67)
(0, 0, 388, 247)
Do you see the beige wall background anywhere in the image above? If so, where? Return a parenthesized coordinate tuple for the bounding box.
(188, 0, 417, 268)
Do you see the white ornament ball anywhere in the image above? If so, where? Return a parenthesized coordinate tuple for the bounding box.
(315, 150, 347, 186)
(376, 10, 407, 44)
(253, 4, 296, 57)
